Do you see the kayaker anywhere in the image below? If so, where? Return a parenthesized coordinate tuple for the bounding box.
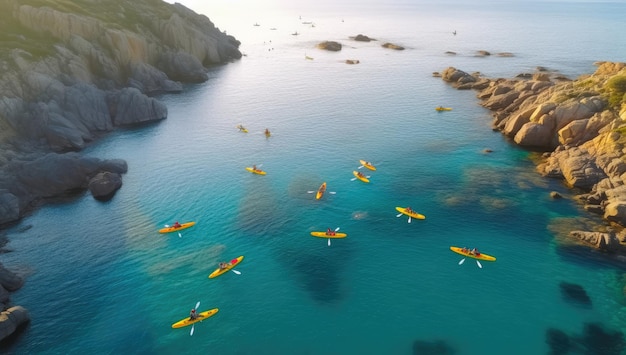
(470, 248, 479, 255)
(218, 262, 229, 270)
(265, 128, 270, 136)
(326, 228, 335, 236)
(189, 309, 198, 320)
(462, 247, 469, 253)
(406, 206, 413, 213)
(253, 165, 258, 171)
(173, 221, 181, 228)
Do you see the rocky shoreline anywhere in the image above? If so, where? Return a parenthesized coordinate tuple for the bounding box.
(438, 62, 626, 253)
(0, 0, 241, 341)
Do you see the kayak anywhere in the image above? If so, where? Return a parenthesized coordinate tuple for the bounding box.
(435, 107, 452, 111)
(359, 160, 377, 171)
(209, 256, 244, 278)
(395, 207, 425, 220)
(171, 308, 219, 328)
(311, 231, 347, 239)
(316, 182, 327, 200)
(159, 221, 196, 234)
(352, 171, 370, 183)
(237, 125, 248, 133)
(265, 131, 271, 137)
(450, 246, 496, 261)
(245, 167, 266, 175)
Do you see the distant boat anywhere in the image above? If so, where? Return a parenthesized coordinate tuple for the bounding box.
(292, 31, 299, 36)
(253, 23, 260, 26)
(270, 27, 277, 30)
(305, 55, 314, 60)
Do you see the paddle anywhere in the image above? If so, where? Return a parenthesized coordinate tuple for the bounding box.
(178, 232, 182, 238)
(476, 260, 483, 269)
(458, 258, 465, 265)
(190, 301, 200, 336)
(396, 213, 403, 217)
(232, 269, 241, 275)
(408, 216, 412, 223)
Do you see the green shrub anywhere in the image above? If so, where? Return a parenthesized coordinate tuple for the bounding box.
(605, 75, 626, 107)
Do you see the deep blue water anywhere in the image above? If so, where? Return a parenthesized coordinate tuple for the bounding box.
(2, 1, 626, 354)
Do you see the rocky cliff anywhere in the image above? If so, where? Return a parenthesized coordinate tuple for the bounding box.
(0, 0, 241, 341)
(439, 62, 626, 252)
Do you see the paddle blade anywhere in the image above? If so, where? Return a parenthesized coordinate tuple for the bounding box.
(190, 324, 195, 336)
(458, 258, 465, 265)
(329, 191, 336, 194)
(328, 238, 331, 246)
(335, 227, 340, 232)
(164, 224, 170, 227)
(396, 213, 403, 217)
(358, 165, 363, 169)
(178, 232, 182, 238)
(350, 178, 357, 181)
(232, 269, 241, 275)
(408, 216, 412, 223)
(307, 191, 315, 193)
(195, 301, 200, 309)
(476, 260, 483, 268)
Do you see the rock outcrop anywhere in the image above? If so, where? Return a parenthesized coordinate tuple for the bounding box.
(0, 0, 241, 225)
(441, 62, 626, 252)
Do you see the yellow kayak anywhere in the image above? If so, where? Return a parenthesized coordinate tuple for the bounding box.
(395, 207, 425, 220)
(311, 231, 347, 239)
(245, 167, 266, 175)
(352, 171, 369, 183)
(450, 246, 496, 261)
(209, 256, 244, 278)
(236, 124, 248, 133)
(359, 160, 377, 171)
(316, 182, 327, 200)
(435, 107, 452, 111)
(171, 308, 219, 328)
(159, 222, 196, 234)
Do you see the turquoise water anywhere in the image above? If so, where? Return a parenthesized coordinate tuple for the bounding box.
(3, 1, 626, 354)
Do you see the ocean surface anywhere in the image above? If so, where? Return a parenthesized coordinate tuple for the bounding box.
(2, 1, 626, 354)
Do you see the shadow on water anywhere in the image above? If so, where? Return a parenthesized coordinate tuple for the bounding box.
(412, 339, 457, 355)
(546, 323, 626, 355)
(277, 243, 354, 305)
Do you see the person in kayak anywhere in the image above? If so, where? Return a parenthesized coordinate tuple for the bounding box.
(357, 171, 365, 178)
(265, 128, 271, 136)
(218, 262, 229, 270)
(253, 165, 259, 171)
(470, 248, 479, 255)
(405, 207, 413, 214)
(189, 309, 198, 320)
(173, 221, 181, 228)
(326, 228, 335, 236)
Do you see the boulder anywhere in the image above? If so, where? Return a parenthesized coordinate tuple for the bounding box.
(88, 172, 122, 201)
(354, 34, 374, 42)
(514, 122, 554, 148)
(0, 263, 23, 292)
(382, 43, 404, 50)
(0, 306, 30, 342)
(317, 41, 342, 51)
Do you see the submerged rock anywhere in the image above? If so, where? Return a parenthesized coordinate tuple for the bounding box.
(546, 328, 571, 355)
(559, 281, 592, 307)
(412, 339, 456, 355)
